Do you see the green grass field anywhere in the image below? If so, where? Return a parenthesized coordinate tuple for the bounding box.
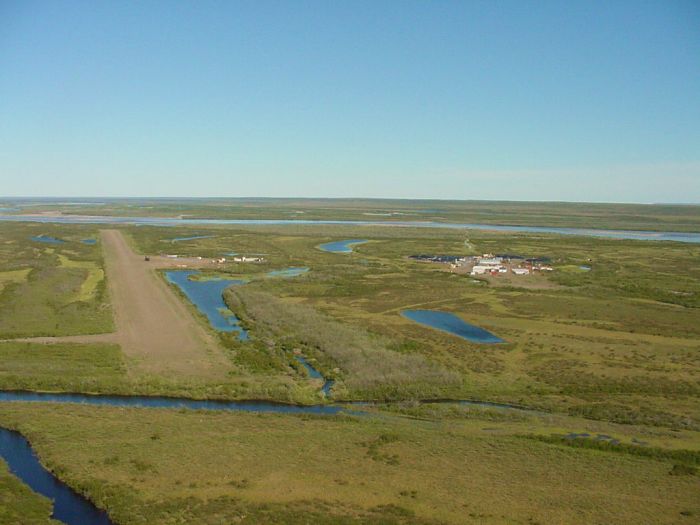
(0, 223, 112, 338)
(1, 403, 699, 525)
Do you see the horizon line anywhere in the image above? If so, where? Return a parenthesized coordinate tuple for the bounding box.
(1, 196, 700, 206)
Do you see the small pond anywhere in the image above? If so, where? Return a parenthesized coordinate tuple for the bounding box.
(165, 235, 215, 243)
(0, 427, 113, 525)
(165, 270, 248, 340)
(318, 239, 368, 253)
(267, 267, 309, 278)
(402, 310, 504, 344)
(30, 235, 64, 244)
(81, 239, 97, 245)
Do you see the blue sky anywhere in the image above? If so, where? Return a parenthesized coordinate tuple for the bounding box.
(1, 1, 699, 202)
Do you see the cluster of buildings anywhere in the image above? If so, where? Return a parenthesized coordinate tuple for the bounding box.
(160, 254, 265, 265)
(469, 254, 553, 276)
(470, 256, 509, 276)
(229, 255, 265, 263)
(408, 252, 553, 277)
(409, 254, 468, 264)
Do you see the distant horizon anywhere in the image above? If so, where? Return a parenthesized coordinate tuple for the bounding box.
(1, 196, 699, 206)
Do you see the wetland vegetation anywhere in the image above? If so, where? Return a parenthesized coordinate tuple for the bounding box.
(0, 203, 699, 524)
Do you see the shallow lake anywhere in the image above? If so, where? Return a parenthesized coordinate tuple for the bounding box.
(402, 310, 505, 343)
(164, 270, 248, 340)
(30, 235, 64, 244)
(267, 267, 309, 278)
(0, 427, 113, 525)
(318, 239, 368, 253)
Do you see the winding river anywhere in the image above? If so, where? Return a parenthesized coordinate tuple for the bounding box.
(3, 214, 699, 243)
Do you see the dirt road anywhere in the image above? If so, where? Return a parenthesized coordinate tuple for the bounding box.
(15, 230, 231, 379)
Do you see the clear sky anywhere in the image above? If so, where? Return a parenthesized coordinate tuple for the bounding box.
(1, 1, 699, 202)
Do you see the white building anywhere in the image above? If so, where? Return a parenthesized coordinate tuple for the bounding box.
(478, 257, 503, 267)
(512, 268, 530, 275)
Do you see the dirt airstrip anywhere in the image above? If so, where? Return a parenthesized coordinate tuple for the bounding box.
(14, 229, 231, 379)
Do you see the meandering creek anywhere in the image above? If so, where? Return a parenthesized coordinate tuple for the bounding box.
(0, 390, 542, 525)
(295, 356, 334, 396)
(0, 427, 113, 525)
(0, 392, 352, 525)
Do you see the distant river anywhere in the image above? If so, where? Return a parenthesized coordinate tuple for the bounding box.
(1, 214, 699, 243)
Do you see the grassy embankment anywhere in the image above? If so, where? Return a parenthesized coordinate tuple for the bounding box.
(0, 457, 59, 524)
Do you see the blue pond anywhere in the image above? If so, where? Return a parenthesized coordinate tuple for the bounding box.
(81, 239, 97, 245)
(0, 427, 113, 525)
(318, 239, 368, 253)
(164, 270, 248, 340)
(402, 310, 505, 344)
(166, 235, 215, 243)
(267, 267, 309, 278)
(30, 235, 64, 244)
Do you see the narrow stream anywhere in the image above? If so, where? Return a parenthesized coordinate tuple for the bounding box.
(0, 391, 346, 414)
(295, 356, 334, 396)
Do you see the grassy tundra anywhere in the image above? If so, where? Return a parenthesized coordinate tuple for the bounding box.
(0, 403, 699, 525)
(0, 223, 112, 337)
(1, 215, 699, 523)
